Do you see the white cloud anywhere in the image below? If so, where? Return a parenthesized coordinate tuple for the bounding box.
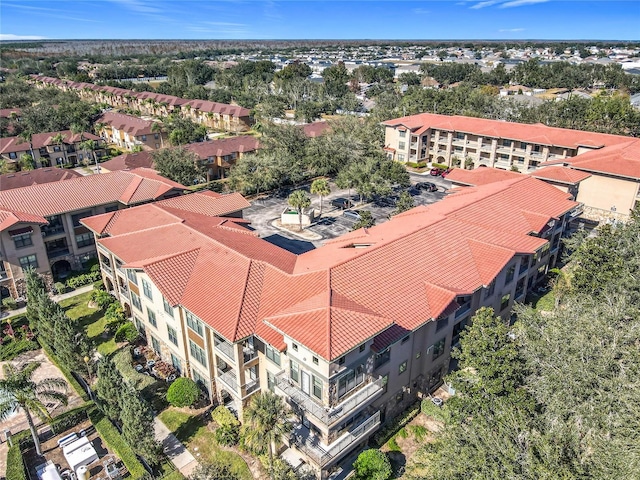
(499, 0, 549, 7)
(0, 34, 47, 41)
(412, 8, 430, 14)
(109, 0, 161, 14)
(499, 28, 525, 32)
(470, 0, 502, 9)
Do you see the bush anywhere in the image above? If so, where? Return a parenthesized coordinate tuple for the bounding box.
(50, 402, 92, 435)
(211, 405, 240, 427)
(420, 398, 448, 422)
(353, 449, 392, 480)
(92, 289, 115, 309)
(405, 161, 428, 169)
(115, 323, 139, 343)
(54, 282, 67, 294)
(2, 297, 18, 310)
(93, 280, 105, 290)
(166, 377, 199, 408)
(88, 407, 147, 479)
(6, 444, 27, 480)
(431, 162, 449, 170)
(214, 423, 239, 446)
(66, 271, 102, 289)
(0, 338, 40, 361)
(372, 401, 420, 447)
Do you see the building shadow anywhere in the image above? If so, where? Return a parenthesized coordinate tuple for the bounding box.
(263, 234, 316, 254)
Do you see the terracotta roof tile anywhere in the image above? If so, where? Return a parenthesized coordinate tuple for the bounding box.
(564, 139, 640, 180)
(0, 169, 82, 191)
(446, 168, 522, 186)
(531, 166, 592, 184)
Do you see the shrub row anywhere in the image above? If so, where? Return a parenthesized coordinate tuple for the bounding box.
(372, 401, 421, 447)
(40, 341, 89, 401)
(50, 402, 93, 435)
(406, 161, 428, 169)
(5, 444, 27, 480)
(88, 407, 148, 479)
(431, 162, 449, 170)
(66, 270, 102, 289)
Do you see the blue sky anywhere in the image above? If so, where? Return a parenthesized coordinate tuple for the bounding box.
(1, 1, 638, 41)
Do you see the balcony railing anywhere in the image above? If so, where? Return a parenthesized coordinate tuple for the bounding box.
(275, 372, 383, 425)
(118, 285, 130, 299)
(217, 369, 238, 394)
(41, 225, 65, 237)
(101, 263, 113, 276)
(215, 338, 236, 362)
(455, 302, 471, 318)
(243, 378, 260, 399)
(243, 346, 258, 363)
(292, 411, 381, 467)
(0, 271, 8, 281)
(47, 248, 70, 259)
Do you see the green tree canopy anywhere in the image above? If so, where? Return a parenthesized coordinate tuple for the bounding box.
(151, 146, 201, 186)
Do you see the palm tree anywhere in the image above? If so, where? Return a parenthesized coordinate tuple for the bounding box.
(310, 178, 331, 217)
(288, 190, 311, 231)
(17, 131, 36, 166)
(0, 362, 68, 456)
(79, 139, 100, 173)
(151, 122, 164, 148)
(51, 133, 68, 167)
(243, 392, 291, 480)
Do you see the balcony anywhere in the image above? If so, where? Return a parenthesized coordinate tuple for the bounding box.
(215, 337, 236, 362)
(217, 368, 239, 394)
(101, 263, 113, 276)
(41, 225, 65, 237)
(455, 302, 471, 318)
(243, 378, 260, 399)
(243, 345, 258, 363)
(118, 285, 130, 299)
(275, 372, 383, 426)
(47, 248, 70, 259)
(291, 411, 381, 468)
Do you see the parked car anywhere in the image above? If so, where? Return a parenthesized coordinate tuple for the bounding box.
(441, 168, 452, 178)
(415, 182, 438, 192)
(407, 187, 421, 196)
(331, 197, 353, 209)
(374, 195, 397, 207)
(430, 167, 445, 176)
(343, 209, 362, 220)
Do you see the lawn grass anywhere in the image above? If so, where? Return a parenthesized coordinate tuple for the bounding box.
(159, 408, 252, 480)
(59, 291, 117, 355)
(528, 290, 556, 312)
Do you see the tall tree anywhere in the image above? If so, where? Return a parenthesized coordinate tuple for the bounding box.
(120, 384, 160, 465)
(95, 357, 124, 423)
(51, 132, 68, 167)
(310, 178, 331, 216)
(287, 190, 311, 231)
(151, 146, 201, 185)
(0, 362, 68, 456)
(243, 392, 291, 480)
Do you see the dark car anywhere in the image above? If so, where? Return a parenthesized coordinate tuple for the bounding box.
(331, 197, 352, 209)
(407, 187, 421, 196)
(374, 196, 397, 207)
(416, 182, 438, 192)
(430, 167, 445, 176)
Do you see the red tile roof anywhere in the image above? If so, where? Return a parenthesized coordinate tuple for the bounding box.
(0, 168, 82, 191)
(446, 167, 522, 186)
(531, 166, 592, 184)
(0, 170, 184, 222)
(184, 136, 259, 160)
(30, 130, 101, 148)
(183, 99, 250, 118)
(96, 112, 155, 137)
(302, 122, 330, 138)
(100, 152, 154, 172)
(0, 108, 22, 119)
(563, 139, 640, 180)
(382, 112, 631, 149)
(92, 174, 576, 360)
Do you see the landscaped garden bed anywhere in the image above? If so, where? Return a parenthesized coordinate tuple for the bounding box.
(0, 315, 39, 361)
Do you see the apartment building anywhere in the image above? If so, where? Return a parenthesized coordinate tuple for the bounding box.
(0, 130, 105, 169)
(83, 174, 577, 479)
(96, 112, 166, 151)
(184, 136, 259, 180)
(383, 113, 640, 220)
(0, 169, 187, 299)
(30, 76, 254, 133)
(0, 168, 83, 191)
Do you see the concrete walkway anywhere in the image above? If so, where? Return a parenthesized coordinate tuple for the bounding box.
(154, 418, 199, 477)
(1, 284, 95, 320)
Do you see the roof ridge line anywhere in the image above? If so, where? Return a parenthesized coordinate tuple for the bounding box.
(232, 260, 255, 342)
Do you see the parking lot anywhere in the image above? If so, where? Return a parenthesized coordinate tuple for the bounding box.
(242, 173, 451, 253)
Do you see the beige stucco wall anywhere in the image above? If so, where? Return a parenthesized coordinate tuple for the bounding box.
(576, 173, 639, 216)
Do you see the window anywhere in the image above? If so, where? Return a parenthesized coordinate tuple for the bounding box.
(520, 142, 527, 149)
(503, 139, 511, 147)
(436, 317, 448, 332)
(292, 343, 298, 352)
(126, 269, 138, 285)
(312, 356, 319, 365)
(375, 348, 391, 369)
(186, 311, 204, 336)
(337, 365, 365, 398)
(71, 211, 92, 227)
(167, 325, 178, 346)
(75, 232, 93, 248)
(432, 338, 446, 359)
(312, 376, 322, 399)
(151, 336, 161, 354)
(141, 135, 147, 141)
(359, 344, 366, 353)
(398, 130, 406, 138)
(13, 233, 33, 249)
(397, 154, 405, 162)
(266, 345, 281, 366)
(338, 356, 345, 365)
(267, 372, 276, 392)
(192, 369, 208, 392)
(19, 254, 38, 270)
(163, 297, 173, 317)
(131, 292, 142, 311)
(189, 340, 207, 367)
(484, 280, 496, 299)
(398, 142, 406, 150)
(456, 132, 464, 140)
(9, 152, 17, 159)
(505, 265, 516, 284)
(500, 293, 511, 311)
(154, 133, 159, 139)
(399, 361, 408, 374)
(401, 335, 410, 344)
(290, 360, 299, 383)
(141, 279, 153, 300)
(147, 308, 157, 327)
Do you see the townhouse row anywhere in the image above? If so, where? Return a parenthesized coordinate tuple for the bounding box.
(30, 76, 253, 133)
(383, 112, 640, 220)
(82, 173, 578, 479)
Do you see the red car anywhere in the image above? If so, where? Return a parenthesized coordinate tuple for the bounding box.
(441, 168, 452, 178)
(430, 167, 445, 176)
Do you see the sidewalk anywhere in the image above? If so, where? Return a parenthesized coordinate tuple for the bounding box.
(154, 418, 199, 477)
(1, 284, 95, 320)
